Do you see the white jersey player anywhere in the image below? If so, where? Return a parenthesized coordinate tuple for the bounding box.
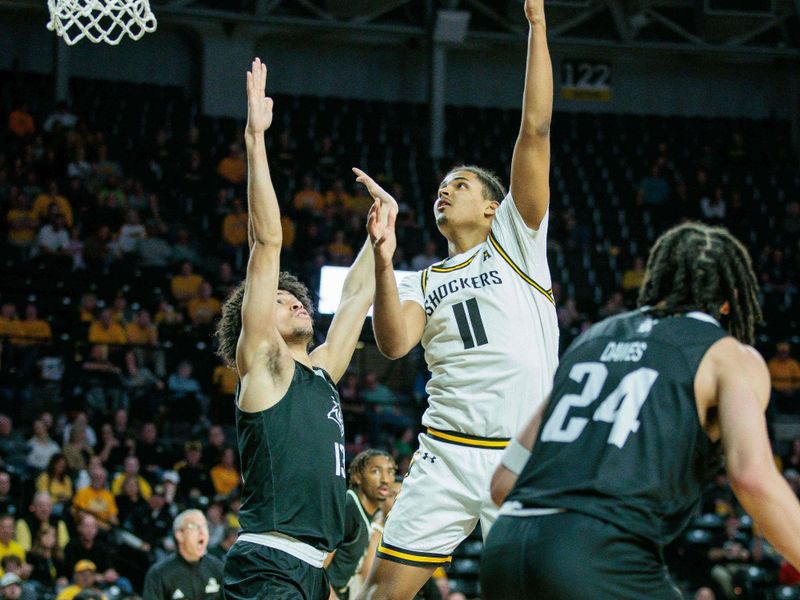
(354, 1, 556, 598)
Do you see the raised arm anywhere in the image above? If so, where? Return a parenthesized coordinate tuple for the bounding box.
(711, 339, 800, 570)
(353, 168, 425, 360)
(311, 236, 376, 384)
(509, 0, 553, 229)
(236, 58, 285, 382)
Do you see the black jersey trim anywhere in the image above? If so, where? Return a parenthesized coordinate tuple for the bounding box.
(488, 233, 555, 305)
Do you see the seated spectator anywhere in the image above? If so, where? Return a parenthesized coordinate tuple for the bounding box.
(62, 413, 97, 448)
(637, 163, 669, 208)
(621, 255, 646, 293)
(293, 173, 325, 213)
(61, 426, 94, 475)
(95, 424, 130, 474)
(26, 524, 67, 590)
(208, 526, 238, 561)
(5, 193, 37, 254)
(187, 282, 222, 327)
(12, 304, 52, 347)
(111, 456, 152, 501)
(122, 351, 164, 419)
(114, 476, 147, 525)
(55, 559, 108, 600)
(700, 186, 727, 225)
(87, 310, 127, 346)
(72, 466, 118, 528)
(43, 102, 77, 133)
(221, 198, 248, 268)
(216, 143, 246, 186)
(124, 310, 158, 347)
(213, 262, 237, 300)
(90, 145, 122, 188)
(210, 364, 237, 423)
(154, 299, 183, 328)
(202, 426, 226, 470)
(768, 341, 800, 412)
(80, 345, 124, 414)
(327, 230, 354, 265)
(82, 225, 117, 272)
(66, 147, 91, 181)
(125, 485, 176, 554)
(7, 105, 35, 139)
(77, 293, 97, 324)
(136, 423, 169, 481)
(136, 224, 173, 267)
(362, 372, 397, 414)
(174, 442, 213, 502)
(0, 417, 28, 473)
(32, 182, 73, 228)
(281, 214, 296, 251)
(109, 296, 131, 326)
(345, 183, 374, 214)
(0, 473, 18, 518)
(170, 261, 203, 305)
(25, 419, 59, 474)
(324, 178, 354, 213)
(204, 501, 226, 550)
(0, 514, 25, 565)
(167, 361, 207, 416)
(210, 447, 239, 498)
(0, 304, 19, 354)
(0, 571, 35, 600)
(172, 228, 202, 266)
(15, 492, 69, 552)
(35, 455, 73, 506)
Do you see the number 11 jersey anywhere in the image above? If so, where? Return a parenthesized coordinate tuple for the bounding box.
(399, 194, 559, 439)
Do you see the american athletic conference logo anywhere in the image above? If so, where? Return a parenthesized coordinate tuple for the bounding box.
(327, 395, 344, 436)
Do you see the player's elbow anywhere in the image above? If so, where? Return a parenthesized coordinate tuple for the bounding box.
(728, 465, 772, 501)
(520, 117, 551, 139)
(490, 479, 510, 507)
(376, 341, 408, 361)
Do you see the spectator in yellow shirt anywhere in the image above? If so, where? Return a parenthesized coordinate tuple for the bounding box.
(35, 454, 74, 505)
(769, 342, 800, 413)
(293, 174, 325, 213)
(72, 466, 118, 528)
(124, 310, 158, 346)
(281, 215, 296, 250)
(210, 447, 240, 497)
(12, 304, 51, 347)
(0, 304, 20, 343)
(110, 456, 152, 500)
(5, 192, 38, 251)
(187, 282, 222, 326)
(324, 178, 354, 214)
(212, 363, 237, 397)
(621, 256, 646, 293)
(32, 181, 74, 228)
(170, 261, 204, 305)
(78, 293, 98, 323)
(0, 515, 25, 565)
(55, 559, 109, 600)
(327, 230, 354, 266)
(14, 492, 70, 552)
(88, 309, 127, 346)
(216, 143, 247, 185)
(221, 199, 248, 248)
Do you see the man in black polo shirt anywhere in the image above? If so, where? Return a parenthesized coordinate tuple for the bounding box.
(143, 509, 223, 600)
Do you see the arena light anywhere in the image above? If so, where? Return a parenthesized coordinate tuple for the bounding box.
(318, 265, 414, 316)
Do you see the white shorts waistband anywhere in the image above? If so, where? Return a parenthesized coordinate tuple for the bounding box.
(236, 532, 327, 568)
(499, 501, 565, 517)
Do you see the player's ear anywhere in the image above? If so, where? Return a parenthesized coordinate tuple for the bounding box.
(484, 201, 500, 218)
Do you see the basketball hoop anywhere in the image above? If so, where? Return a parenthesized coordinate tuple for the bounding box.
(46, 0, 157, 46)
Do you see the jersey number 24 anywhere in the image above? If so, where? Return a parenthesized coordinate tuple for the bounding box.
(540, 362, 659, 449)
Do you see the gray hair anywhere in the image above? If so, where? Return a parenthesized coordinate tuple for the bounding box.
(173, 509, 206, 534)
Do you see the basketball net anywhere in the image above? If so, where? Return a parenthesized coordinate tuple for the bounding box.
(46, 0, 157, 45)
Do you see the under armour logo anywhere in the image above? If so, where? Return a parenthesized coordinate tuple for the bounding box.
(483, 250, 491, 261)
(637, 318, 657, 334)
(421, 452, 436, 463)
(172, 590, 185, 599)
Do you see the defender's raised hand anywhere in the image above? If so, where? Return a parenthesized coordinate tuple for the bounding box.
(246, 57, 273, 135)
(524, 0, 545, 25)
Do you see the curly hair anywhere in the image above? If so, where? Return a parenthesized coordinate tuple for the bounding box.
(443, 165, 506, 204)
(214, 272, 314, 368)
(347, 449, 395, 490)
(637, 222, 762, 345)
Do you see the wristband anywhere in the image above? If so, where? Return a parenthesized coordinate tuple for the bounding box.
(371, 523, 384, 534)
(500, 438, 531, 476)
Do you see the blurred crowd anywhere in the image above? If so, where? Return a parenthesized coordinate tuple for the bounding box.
(0, 86, 798, 599)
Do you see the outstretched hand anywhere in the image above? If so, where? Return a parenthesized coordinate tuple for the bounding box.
(524, 0, 545, 25)
(246, 57, 273, 135)
(354, 167, 398, 264)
